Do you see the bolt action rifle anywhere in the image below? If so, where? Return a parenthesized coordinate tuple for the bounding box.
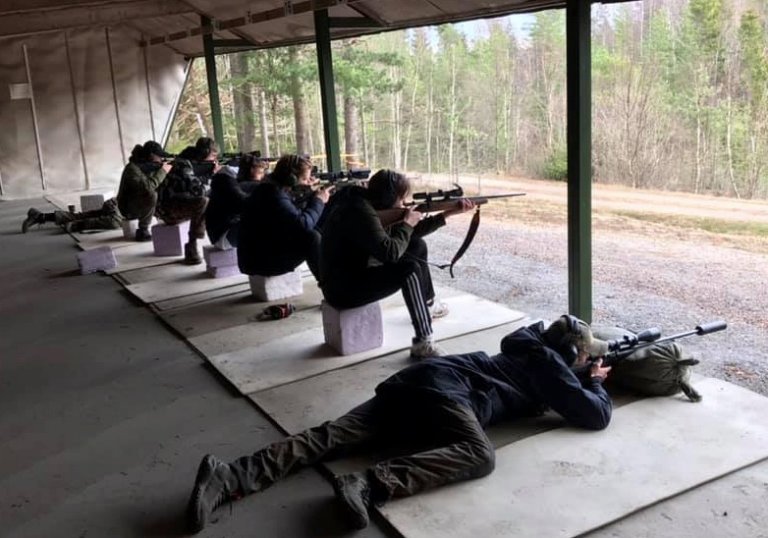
(578, 320, 727, 401)
(592, 320, 728, 366)
(377, 184, 526, 277)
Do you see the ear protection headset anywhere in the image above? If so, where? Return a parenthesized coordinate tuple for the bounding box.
(287, 154, 301, 187)
(379, 170, 398, 209)
(559, 314, 581, 365)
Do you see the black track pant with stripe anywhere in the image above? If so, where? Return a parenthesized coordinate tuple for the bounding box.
(322, 257, 433, 340)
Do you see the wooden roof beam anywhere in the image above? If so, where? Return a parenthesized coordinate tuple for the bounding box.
(144, 0, 365, 47)
(0, 0, 194, 38)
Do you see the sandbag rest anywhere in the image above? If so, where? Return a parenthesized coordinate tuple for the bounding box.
(322, 301, 383, 355)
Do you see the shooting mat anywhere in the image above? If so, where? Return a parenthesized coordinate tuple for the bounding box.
(378, 376, 768, 538)
(200, 291, 526, 394)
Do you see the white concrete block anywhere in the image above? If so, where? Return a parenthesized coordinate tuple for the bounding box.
(322, 301, 383, 355)
(76, 246, 117, 274)
(203, 245, 238, 268)
(249, 270, 303, 301)
(80, 194, 105, 212)
(151, 222, 189, 256)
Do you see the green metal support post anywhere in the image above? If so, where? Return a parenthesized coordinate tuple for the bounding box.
(566, 0, 593, 322)
(202, 16, 225, 152)
(314, 9, 341, 172)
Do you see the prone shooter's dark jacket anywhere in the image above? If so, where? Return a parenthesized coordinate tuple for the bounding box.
(237, 181, 324, 276)
(205, 168, 258, 244)
(376, 322, 612, 430)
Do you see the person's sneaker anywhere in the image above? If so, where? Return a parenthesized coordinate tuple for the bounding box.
(333, 472, 372, 530)
(184, 242, 203, 265)
(186, 454, 239, 533)
(428, 300, 450, 320)
(410, 336, 445, 359)
(135, 228, 152, 242)
(21, 208, 43, 233)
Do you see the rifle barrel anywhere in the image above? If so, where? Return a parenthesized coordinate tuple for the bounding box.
(471, 193, 526, 200)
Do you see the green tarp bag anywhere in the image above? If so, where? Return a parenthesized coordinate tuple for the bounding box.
(592, 326, 702, 402)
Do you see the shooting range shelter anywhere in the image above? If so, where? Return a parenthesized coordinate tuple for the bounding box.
(0, 0, 632, 321)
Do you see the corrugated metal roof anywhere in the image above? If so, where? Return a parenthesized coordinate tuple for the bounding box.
(0, 0, 615, 56)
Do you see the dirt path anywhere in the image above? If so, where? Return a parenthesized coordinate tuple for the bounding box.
(413, 173, 768, 397)
(415, 173, 768, 224)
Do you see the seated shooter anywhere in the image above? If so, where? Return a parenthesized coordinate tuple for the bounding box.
(116, 141, 173, 241)
(319, 169, 473, 358)
(205, 154, 267, 250)
(185, 315, 613, 533)
(237, 154, 330, 279)
(155, 139, 219, 264)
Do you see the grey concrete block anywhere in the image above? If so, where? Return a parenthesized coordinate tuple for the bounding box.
(322, 301, 383, 355)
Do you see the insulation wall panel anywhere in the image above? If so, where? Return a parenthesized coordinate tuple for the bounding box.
(0, 27, 187, 200)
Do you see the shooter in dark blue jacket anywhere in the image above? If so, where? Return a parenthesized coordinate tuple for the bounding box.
(185, 315, 612, 534)
(237, 154, 331, 279)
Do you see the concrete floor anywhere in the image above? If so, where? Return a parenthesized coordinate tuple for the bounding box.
(2, 198, 768, 538)
(0, 199, 395, 538)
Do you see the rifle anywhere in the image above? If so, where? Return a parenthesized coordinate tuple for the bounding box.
(311, 167, 371, 183)
(377, 185, 526, 227)
(378, 184, 526, 277)
(590, 320, 728, 367)
(219, 151, 277, 167)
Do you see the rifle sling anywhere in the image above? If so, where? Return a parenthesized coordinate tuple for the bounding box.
(431, 206, 481, 278)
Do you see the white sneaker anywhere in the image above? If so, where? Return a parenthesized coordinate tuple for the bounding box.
(429, 300, 450, 320)
(410, 336, 445, 359)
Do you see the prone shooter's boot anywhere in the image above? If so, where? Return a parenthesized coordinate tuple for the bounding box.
(21, 208, 47, 233)
(186, 454, 241, 533)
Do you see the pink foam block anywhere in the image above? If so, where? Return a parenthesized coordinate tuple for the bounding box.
(206, 265, 242, 278)
(76, 246, 117, 274)
(248, 270, 303, 301)
(151, 222, 190, 256)
(203, 245, 238, 268)
(80, 194, 105, 212)
(322, 301, 383, 355)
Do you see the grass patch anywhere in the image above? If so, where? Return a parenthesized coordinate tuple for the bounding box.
(613, 210, 768, 238)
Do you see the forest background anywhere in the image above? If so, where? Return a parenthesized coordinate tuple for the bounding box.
(168, 0, 768, 200)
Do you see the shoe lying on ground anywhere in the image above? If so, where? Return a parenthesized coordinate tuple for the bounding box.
(187, 454, 239, 533)
(135, 228, 152, 242)
(21, 208, 43, 233)
(410, 336, 445, 359)
(184, 242, 203, 265)
(333, 472, 373, 530)
(428, 300, 450, 319)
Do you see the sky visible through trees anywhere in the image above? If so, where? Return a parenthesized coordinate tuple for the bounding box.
(169, 0, 768, 199)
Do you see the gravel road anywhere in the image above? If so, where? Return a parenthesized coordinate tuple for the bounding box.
(426, 207, 768, 397)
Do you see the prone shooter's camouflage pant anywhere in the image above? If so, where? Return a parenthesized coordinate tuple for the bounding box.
(54, 198, 122, 232)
